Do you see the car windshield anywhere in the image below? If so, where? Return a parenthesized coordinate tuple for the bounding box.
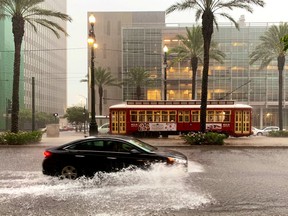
(128, 138, 157, 153)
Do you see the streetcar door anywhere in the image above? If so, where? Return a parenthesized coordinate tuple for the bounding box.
(111, 110, 126, 134)
(235, 110, 250, 135)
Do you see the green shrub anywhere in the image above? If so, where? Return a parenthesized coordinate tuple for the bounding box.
(0, 131, 43, 145)
(181, 132, 205, 145)
(268, 130, 288, 137)
(182, 132, 226, 145)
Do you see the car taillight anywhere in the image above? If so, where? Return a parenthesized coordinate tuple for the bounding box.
(44, 151, 52, 158)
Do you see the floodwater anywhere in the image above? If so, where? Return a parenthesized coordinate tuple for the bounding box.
(0, 161, 212, 216)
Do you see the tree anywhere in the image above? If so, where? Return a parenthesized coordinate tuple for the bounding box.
(0, 0, 72, 133)
(250, 23, 288, 131)
(171, 26, 225, 99)
(166, 0, 265, 132)
(18, 109, 56, 130)
(281, 34, 288, 51)
(64, 106, 88, 129)
(93, 67, 121, 115)
(125, 67, 151, 100)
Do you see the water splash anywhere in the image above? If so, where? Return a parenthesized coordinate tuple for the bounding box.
(0, 162, 211, 215)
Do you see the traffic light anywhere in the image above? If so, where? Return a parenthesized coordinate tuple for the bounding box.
(53, 113, 58, 117)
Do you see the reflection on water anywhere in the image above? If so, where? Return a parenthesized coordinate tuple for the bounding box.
(0, 162, 211, 216)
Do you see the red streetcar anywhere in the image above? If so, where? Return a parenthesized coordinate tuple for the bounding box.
(109, 100, 253, 137)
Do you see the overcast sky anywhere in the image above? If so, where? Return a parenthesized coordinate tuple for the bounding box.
(67, 0, 288, 107)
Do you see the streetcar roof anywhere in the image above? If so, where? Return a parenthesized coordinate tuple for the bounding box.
(109, 102, 252, 109)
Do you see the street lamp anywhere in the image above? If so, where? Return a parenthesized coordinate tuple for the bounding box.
(88, 14, 98, 135)
(163, 45, 168, 100)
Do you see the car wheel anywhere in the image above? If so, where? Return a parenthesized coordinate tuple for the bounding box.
(257, 132, 263, 136)
(61, 165, 78, 179)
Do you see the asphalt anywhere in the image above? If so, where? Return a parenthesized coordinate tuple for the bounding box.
(39, 131, 288, 147)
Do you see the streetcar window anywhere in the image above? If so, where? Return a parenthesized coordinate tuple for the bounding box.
(139, 111, 145, 122)
(207, 110, 231, 122)
(178, 111, 183, 122)
(130, 111, 137, 122)
(207, 111, 214, 122)
(162, 111, 168, 122)
(192, 111, 199, 122)
(153, 111, 161, 122)
(223, 111, 231, 122)
(178, 111, 190, 122)
(215, 111, 223, 122)
(169, 111, 176, 122)
(147, 111, 153, 122)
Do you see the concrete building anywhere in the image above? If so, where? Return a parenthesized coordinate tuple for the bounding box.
(87, 11, 165, 117)
(89, 11, 288, 129)
(0, 1, 68, 130)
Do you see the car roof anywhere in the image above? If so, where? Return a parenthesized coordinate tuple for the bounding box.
(85, 134, 133, 140)
(49, 134, 146, 150)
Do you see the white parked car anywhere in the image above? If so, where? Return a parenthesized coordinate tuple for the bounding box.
(252, 127, 259, 136)
(98, 122, 110, 134)
(255, 126, 279, 136)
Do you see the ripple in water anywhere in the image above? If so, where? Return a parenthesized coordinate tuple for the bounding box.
(0, 162, 211, 215)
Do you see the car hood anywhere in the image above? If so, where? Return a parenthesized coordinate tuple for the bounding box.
(154, 148, 187, 160)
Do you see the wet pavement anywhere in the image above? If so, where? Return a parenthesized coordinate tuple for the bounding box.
(38, 131, 288, 148)
(1, 131, 288, 215)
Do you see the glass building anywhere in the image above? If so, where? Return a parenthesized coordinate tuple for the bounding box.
(122, 24, 288, 129)
(87, 12, 165, 117)
(90, 12, 288, 129)
(0, 1, 68, 130)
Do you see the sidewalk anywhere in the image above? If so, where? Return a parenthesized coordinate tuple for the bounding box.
(40, 131, 288, 147)
(224, 136, 288, 147)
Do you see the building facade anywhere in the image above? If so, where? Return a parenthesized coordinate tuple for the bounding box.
(87, 12, 165, 117)
(0, 1, 68, 130)
(90, 12, 288, 129)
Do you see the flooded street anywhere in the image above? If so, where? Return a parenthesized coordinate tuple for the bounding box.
(0, 162, 210, 216)
(1, 145, 288, 215)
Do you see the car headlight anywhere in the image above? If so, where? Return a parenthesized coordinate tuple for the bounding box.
(167, 157, 187, 165)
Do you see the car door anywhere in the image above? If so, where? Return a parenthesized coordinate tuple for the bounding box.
(106, 140, 162, 170)
(66, 140, 112, 174)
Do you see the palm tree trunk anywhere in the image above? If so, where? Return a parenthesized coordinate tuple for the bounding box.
(191, 57, 198, 100)
(200, 10, 214, 133)
(11, 17, 25, 133)
(278, 55, 285, 130)
(136, 86, 141, 100)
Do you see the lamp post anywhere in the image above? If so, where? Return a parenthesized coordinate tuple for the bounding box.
(88, 14, 98, 135)
(163, 45, 168, 100)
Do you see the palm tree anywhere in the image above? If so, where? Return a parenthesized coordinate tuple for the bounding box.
(0, 0, 72, 133)
(250, 23, 288, 131)
(125, 67, 151, 100)
(171, 26, 225, 100)
(166, 0, 265, 132)
(282, 34, 288, 51)
(94, 67, 121, 115)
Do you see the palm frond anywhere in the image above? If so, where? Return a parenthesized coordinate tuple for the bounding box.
(250, 24, 288, 69)
(26, 8, 72, 22)
(166, 0, 264, 26)
(0, 0, 71, 37)
(94, 67, 121, 88)
(218, 13, 239, 29)
(30, 18, 69, 38)
(166, 0, 198, 14)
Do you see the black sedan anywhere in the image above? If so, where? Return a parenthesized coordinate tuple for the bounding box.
(42, 135, 188, 179)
